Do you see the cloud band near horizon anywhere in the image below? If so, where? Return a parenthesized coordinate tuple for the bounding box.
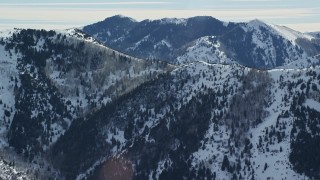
(0, 1, 319, 32)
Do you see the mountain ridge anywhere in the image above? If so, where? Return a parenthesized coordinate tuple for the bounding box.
(0, 19, 320, 180)
(0, 28, 173, 179)
(82, 15, 320, 68)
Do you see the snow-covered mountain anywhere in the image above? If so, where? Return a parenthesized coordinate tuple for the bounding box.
(176, 36, 235, 64)
(0, 28, 173, 178)
(83, 15, 320, 68)
(307, 32, 320, 39)
(51, 61, 320, 180)
(0, 19, 320, 180)
(82, 15, 233, 64)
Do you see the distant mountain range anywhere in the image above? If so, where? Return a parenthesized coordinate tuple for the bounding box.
(307, 32, 320, 39)
(0, 16, 320, 180)
(83, 15, 320, 68)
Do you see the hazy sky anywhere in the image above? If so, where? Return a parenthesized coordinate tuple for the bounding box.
(0, 0, 319, 32)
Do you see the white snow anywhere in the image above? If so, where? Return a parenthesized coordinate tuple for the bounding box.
(248, 67, 319, 180)
(305, 99, 320, 111)
(249, 75, 301, 179)
(305, 32, 320, 39)
(192, 125, 231, 179)
(223, 21, 229, 27)
(247, 19, 314, 45)
(0, 30, 11, 38)
(180, 63, 319, 179)
(153, 39, 172, 49)
(0, 41, 19, 148)
(115, 15, 137, 22)
(177, 36, 235, 65)
(245, 20, 313, 44)
(241, 19, 311, 67)
(159, 18, 187, 26)
(280, 56, 320, 69)
(59, 28, 106, 48)
(154, 158, 173, 179)
(270, 24, 314, 44)
(127, 34, 151, 51)
(0, 25, 319, 180)
(107, 30, 111, 37)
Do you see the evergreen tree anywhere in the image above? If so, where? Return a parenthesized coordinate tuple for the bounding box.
(221, 155, 230, 171)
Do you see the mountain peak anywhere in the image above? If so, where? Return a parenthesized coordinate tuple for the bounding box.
(247, 19, 268, 28)
(106, 14, 138, 22)
(187, 16, 220, 23)
(190, 16, 217, 20)
(243, 19, 274, 34)
(158, 17, 187, 25)
(141, 16, 220, 26)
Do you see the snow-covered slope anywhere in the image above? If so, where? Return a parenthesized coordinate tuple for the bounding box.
(176, 20, 319, 68)
(0, 28, 173, 179)
(279, 55, 320, 69)
(306, 32, 320, 39)
(269, 24, 314, 44)
(231, 20, 307, 67)
(45, 28, 174, 116)
(51, 58, 320, 179)
(177, 36, 235, 65)
(0, 29, 20, 149)
(1, 22, 320, 180)
(159, 18, 187, 26)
